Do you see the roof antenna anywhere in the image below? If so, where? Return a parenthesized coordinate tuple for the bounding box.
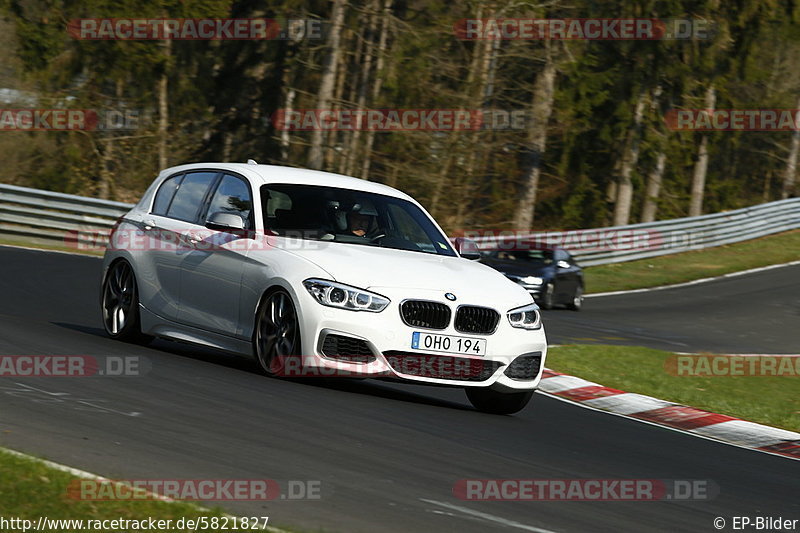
(247, 159, 258, 165)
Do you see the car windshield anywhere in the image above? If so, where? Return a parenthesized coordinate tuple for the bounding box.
(261, 184, 457, 257)
(484, 249, 553, 264)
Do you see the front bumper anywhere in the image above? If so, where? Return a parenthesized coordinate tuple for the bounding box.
(292, 287, 547, 390)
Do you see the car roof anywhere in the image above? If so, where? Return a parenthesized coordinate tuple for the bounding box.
(160, 162, 414, 202)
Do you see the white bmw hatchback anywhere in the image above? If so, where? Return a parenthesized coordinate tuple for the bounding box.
(101, 162, 547, 414)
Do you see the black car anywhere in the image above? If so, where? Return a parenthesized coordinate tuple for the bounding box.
(480, 246, 584, 310)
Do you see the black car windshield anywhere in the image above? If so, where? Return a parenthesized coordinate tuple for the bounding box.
(261, 184, 457, 257)
(484, 249, 553, 264)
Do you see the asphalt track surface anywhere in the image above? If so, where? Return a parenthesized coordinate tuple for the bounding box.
(544, 264, 800, 354)
(0, 245, 797, 532)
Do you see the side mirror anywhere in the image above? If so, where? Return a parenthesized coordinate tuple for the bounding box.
(454, 237, 482, 260)
(206, 212, 245, 232)
(556, 260, 570, 269)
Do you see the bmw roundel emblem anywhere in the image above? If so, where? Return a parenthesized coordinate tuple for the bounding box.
(445, 293, 457, 301)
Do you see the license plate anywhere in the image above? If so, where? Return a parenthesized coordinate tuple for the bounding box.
(411, 332, 487, 356)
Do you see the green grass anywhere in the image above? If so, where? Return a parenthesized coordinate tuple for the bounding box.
(584, 229, 800, 293)
(0, 449, 272, 532)
(546, 344, 800, 432)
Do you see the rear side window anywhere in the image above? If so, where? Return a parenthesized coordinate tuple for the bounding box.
(166, 171, 218, 222)
(263, 188, 292, 217)
(152, 174, 183, 216)
(206, 174, 253, 229)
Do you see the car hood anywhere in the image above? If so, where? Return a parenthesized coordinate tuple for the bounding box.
(277, 241, 532, 304)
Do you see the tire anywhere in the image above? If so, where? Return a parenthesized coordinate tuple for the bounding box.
(567, 285, 584, 311)
(254, 289, 302, 377)
(541, 282, 555, 310)
(465, 387, 534, 415)
(100, 260, 150, 343)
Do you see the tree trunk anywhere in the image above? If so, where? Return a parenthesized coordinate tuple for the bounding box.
(280, 87, 296, 161)
(96, 78, 124, 199)
(612, 88, 648, 226)
(512, 43, 557, 231)
(454, 33, 496, 227)
(385, 163, 399, 187)
(641, 150, 666, 222)
(689, 85, 716, 216)
(360, 0, 393, 180)
(430, 154, 454, 217)
(308, 0, 346, 169)
(328, 40, 351, 171)
(222, 130, 234, 161)
(157, 37, 171, 169)
(781, 102, 800, 199)
(345, 0, 379, 176)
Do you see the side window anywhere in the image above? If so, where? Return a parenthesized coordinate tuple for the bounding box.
(261, 186, 294, 232)
(152, 174, 183, 216)
(206, 174, 253, 228)
(166, 171, 218, 222)
(263, 187, 293, 216)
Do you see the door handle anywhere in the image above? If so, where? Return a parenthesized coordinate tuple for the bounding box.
(186, 232, 203, 246)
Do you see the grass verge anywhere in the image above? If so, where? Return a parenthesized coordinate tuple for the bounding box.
(584, 229, 800, 294)
(546, 344, 799, 432)
(0, 449, 266, 532)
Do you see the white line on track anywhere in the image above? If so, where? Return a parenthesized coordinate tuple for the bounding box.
(419, 498, 558, 532)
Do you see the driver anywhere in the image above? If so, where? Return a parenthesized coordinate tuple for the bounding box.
(346, 202, 379, 238)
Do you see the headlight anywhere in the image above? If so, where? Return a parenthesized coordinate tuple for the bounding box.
(520, 276, 543, 285)
(507, 302, 542, 330)
(303, 279, 390, 312)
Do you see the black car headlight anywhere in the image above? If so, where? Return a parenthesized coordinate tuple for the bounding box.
(507, 302, 542, 330)
(303, 279, 390, 312)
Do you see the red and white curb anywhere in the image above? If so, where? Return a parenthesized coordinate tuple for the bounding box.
(537, 369, 800, 460)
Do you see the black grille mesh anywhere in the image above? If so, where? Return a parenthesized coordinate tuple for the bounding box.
(321, 334, 376, 363)
(400, 300, 451, 329)
(383, 351, 501, 381)
(455, 306, 500, 334)
(504, 352, 543, 380)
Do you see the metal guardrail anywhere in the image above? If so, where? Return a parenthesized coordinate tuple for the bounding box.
(0, 183, 798, 264)
(0, 184, 133, 248)
(473, 197, 800, 266)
